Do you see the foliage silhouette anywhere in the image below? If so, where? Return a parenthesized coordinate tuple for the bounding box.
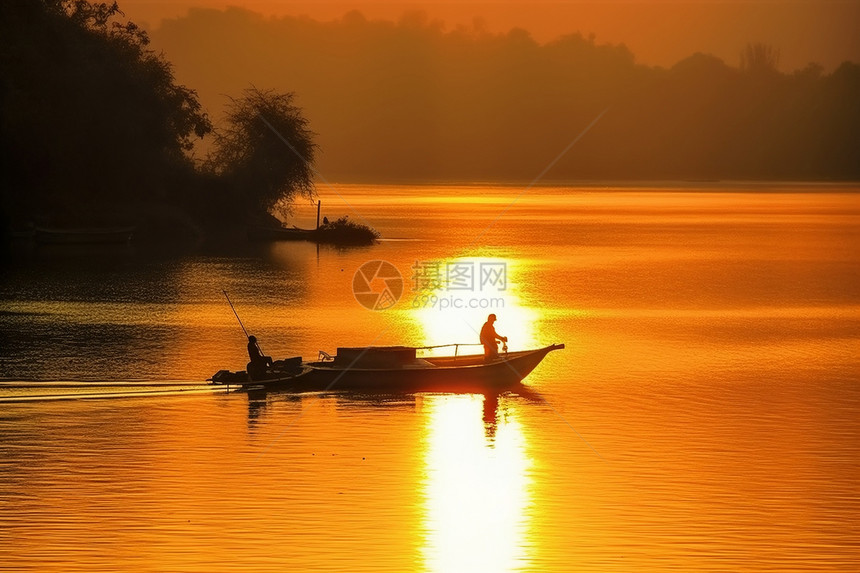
(314, 216, 379, 245)
(740, 42, 781, 76)
(1, 2, 327, 242)
(0, 0, 211, 230)
(204, 88, 316, 220)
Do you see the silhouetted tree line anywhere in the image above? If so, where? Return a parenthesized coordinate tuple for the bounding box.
(0, 1, 314, 238)
(2, 3, 859, 239)
(155, 8, 860, 182)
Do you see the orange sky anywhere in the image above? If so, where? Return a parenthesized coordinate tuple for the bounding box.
(123, 0, 860, 71)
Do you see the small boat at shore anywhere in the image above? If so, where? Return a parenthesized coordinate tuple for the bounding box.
(34, 226, 135, 244)
(209, 343, 564, 393)
(246, 213, 379, 246)
(246, 225, 315, 241)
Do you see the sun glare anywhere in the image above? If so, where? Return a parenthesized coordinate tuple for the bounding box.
(420, 394, 533, 572)
(404, 257, 542, 355)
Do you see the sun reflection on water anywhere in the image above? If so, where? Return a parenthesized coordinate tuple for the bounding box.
(420, 394, 533, 573)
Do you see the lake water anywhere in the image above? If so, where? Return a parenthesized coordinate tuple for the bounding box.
(1, 184, 859, 571)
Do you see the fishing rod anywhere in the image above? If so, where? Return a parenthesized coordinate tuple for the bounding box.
(223, 290, 249, 339)
(224, 290, 274, 366)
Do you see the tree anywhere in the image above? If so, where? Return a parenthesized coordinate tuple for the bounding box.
(740, 42, 780, 75)
(0, 0, 211, 226)
(205, 87, 317, 220)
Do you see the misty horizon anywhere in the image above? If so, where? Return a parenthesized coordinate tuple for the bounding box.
(152, 7, 860, 182)
(129, 0, 860, 73)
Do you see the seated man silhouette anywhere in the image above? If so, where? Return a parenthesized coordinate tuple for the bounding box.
(480, 313, 507, 360)
(247, 335, 273, 380)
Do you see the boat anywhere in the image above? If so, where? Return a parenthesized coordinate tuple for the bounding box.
(246, 222, 378, 246)
(246, 225, 315, 242)
(209, 343, 564, 393)
(34, 226, 135, 244)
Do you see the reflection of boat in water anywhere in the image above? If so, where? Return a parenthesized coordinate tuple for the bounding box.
(210, 343, 564, 393)
(34, 226, 135, 244)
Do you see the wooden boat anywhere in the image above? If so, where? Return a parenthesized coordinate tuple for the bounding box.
(246, 223, 378, 246)
(246, 225, 315, 241)
(34, 226, 135, 244)
(209, 343, 564, 393)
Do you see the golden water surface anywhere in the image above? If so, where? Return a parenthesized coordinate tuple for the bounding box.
(1, 184, 858, 571)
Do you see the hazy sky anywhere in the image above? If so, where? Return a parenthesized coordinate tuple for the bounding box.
(124, 0, 860, 71)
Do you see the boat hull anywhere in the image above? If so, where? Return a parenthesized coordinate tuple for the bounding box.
(226, 344, 564, 393)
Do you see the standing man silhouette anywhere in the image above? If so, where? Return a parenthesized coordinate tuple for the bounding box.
(480, 314, 507, 360)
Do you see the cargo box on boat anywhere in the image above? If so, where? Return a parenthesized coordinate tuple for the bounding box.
(334, 346, 417, 368)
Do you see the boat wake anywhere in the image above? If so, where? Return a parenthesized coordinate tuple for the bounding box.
(0, 381, 234, 403)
